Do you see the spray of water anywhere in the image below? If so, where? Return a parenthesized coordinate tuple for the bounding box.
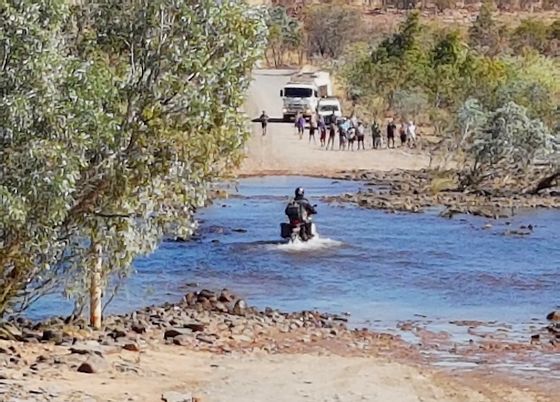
(276, 233, 343, 252)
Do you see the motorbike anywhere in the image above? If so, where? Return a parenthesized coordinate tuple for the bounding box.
(280, 212, 317, 243)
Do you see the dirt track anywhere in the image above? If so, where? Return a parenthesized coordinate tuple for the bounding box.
(239, 69, 429, 176)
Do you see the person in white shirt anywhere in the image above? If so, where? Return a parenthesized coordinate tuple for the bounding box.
(406, 121, 416, 148)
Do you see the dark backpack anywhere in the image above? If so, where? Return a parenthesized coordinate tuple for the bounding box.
(285, 200, 303, 221)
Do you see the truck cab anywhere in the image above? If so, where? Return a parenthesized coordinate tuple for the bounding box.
(280, 84, 318, 121)
(280, 71, 332, 121)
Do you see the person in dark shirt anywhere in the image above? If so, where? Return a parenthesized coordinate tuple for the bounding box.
(386, 119, 396, 149)
(259, 110, 269, 136)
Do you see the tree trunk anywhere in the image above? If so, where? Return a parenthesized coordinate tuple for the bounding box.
(89, 242, 102, 329)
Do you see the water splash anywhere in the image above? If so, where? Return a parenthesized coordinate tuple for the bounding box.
(275, 233, 343, 252)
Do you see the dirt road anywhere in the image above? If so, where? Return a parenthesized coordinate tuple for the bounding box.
(239, 69, 429, 176)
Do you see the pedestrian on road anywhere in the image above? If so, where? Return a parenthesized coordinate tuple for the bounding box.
(318, 115, 326, 147)
(386, 119, 396, 149)
(372, 120, 382, 149)
(309, 113, 318, 144)
(406, 120, 417, 148)
(295, 114, 305, 140)
(259, 110, 269, 136)
(338, 119, 348, 151)
(356, 121, 366, 150)
(327, 120, 336, 150)
(399, 123, 407, 147)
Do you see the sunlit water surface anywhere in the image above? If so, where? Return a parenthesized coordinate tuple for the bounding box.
(29, 176, 560, 374)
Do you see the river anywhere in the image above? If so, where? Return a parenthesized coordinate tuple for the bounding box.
(29, 175, 560, 375)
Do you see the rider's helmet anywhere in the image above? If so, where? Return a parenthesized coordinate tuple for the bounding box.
(295, 187, 304, 197)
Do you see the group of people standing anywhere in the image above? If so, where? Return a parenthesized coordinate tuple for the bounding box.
(294, 112, 366, 151)
(260, 110, 419, 151)
(380, 119, 417, 149)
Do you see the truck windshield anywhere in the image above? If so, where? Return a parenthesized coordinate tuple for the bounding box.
(284, 87, 313, 98)
(319, 104, 339, 112)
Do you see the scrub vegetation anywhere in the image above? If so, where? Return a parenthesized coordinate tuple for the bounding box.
(265, 0, 560, 194)
(0, 0, 266, 325)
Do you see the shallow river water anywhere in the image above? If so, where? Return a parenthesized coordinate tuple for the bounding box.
(30, 176, 560, 373)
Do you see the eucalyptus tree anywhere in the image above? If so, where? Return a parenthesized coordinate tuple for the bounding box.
(454, 100, 553, 189)
(0, 0, 266, 328)
(266, 5, 302, 67)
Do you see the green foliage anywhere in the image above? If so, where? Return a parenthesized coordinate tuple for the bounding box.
(266, 6, 302, 67)
(342, 12, 429, 112)
(393, 90, 429, 121)
(304, 4, 363, 59)
(511, 19, 549, 55)
(373, 12, 423, 62)
(468, 0, 502, 56)
(458, 101, 551, 183)
(0, 0, 266, 316)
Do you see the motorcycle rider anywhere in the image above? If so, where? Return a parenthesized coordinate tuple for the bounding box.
(285, 187, 317, 240)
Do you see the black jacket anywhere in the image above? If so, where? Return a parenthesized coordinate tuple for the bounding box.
(293, 196, 316, 216)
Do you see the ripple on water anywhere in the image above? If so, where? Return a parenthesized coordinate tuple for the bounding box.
(26, 176, 560, 379)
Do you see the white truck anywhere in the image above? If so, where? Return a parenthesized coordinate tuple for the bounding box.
(280, 71, 333, 121)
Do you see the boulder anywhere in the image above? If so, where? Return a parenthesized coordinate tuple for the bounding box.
(173, 335, 193, 346)
(199, 299, 212, 311)
(184, 323, 205, 333)
(110, 328, 127, 339)
(547, 311, 560, 321)
(232, 299, 247, 316)
(131, 323, 147, 334)
(77, 355, 109, 374)
(218, 289, 234, 303)
(184, 292, 197, 306)
(41, 329, 62, 344)
(122, 343, 140, 352)
(164, 328, 192, 340)
(198, 289, 215, 299)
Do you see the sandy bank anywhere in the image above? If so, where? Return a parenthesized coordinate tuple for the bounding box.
(2, 344, 547, 402)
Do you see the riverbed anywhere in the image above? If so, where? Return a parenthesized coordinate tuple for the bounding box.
(29, 176, 560, 376)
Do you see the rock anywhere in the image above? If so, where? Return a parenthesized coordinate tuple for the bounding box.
(547, 311, 560, 321)
(198, 289, 215, 299)
(122, 343, 140, 352)
(218, 289, 234, 303)
(70, 344, 105, 357)
(214, 302, 228, 313)
(232, 299, 247, 316)
(184, 323, 205, 332)
(77, 355, 109, 374)
(164, 328, 192, 340)
(173, 335, 193, 346)
(161, 391, 192, 402)
(195, 334, 215, 345)
(131, 323, 147, 334)
(184, 293, 197, 306)
(110, 328, 127, 339)
(41, 329, 63, 344)
(231, 334, 252, 343)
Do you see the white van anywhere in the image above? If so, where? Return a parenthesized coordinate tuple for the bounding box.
(316, 97, 342, 120)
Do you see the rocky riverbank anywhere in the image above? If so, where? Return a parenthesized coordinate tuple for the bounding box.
(326, 169, 560, 219)
(0, 288, 412, 401)
(1, 288, 559, 401)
